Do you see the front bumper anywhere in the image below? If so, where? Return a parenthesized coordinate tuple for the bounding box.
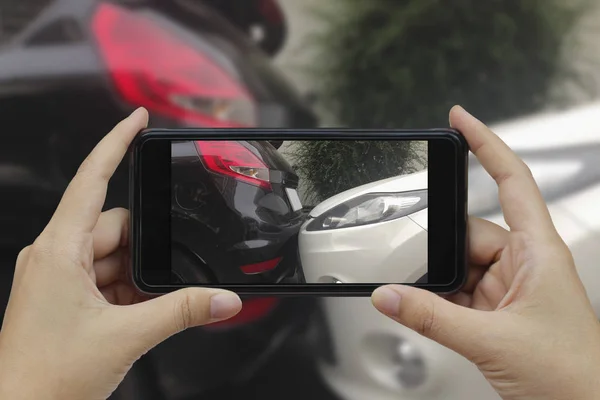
(314, 297, 498, 400)
(299, 216, 427, 284)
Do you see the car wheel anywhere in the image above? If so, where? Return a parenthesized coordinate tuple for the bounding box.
(171, 247, 215, 284)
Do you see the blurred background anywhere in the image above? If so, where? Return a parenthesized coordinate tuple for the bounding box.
(1, 0, 600, 399)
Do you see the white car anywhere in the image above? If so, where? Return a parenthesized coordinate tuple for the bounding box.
(309, 101, 600, 400)
(299, 170, 428, 284)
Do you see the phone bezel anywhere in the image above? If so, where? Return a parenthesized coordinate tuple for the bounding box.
(130, 128, 468, 296)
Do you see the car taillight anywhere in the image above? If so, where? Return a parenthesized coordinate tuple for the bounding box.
(258, 0, 284, 24)
(240, 257, 282, 274)
(209, 297, 278, 329)
(92, 3, 257, 127)
(195, 141, 271, 190)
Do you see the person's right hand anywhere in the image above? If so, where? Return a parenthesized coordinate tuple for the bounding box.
(372, 106, 600, 400)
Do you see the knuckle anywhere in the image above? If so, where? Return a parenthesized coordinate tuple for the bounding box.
(30, 236, 55, 259)
(78, 156, 110, 182)
(492, 169, 513, 186)
(520, 160, 534, 179)
(29, 232, 89, 269)
(173, 293, 195, 332)
(418, 314, 435, 337)
(112, 206, 129, 215)
(77, 156, 95, 176)
(16, 245, 32, 263)
(14, 246, 34, 273)
(415, 302, 438, 338)
(111, 207, 130, 221)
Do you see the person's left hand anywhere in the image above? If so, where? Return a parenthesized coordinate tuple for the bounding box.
(0, 108, 242, 400)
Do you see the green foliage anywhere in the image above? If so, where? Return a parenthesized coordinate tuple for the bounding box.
(309, 0, 590, 127)
(291, 140, 425, 203)
(292, 0, 591, 202)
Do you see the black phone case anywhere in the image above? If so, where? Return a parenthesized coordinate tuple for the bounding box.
(129, 128, 469, 296)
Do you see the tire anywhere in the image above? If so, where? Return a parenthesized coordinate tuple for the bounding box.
(171, 247, 215, 284)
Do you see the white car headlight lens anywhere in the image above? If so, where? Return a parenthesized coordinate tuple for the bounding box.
(307, 190, 427, 231)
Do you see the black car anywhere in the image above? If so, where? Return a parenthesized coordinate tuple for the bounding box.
(171, 139, 306, 284)
(0, 1, 319, 399)
(0, 0, 316, 249)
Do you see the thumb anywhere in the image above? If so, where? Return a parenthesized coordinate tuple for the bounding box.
(372, 285, 485, 357)
(124, 288, 242, 351)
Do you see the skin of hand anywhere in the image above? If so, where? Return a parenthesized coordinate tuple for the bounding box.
(0, 108, 243, 400)
(372, 106, 600, 400)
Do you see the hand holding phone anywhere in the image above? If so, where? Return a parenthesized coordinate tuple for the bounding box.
(0, 109, 243, 400)
(130, 129, 468, 295)
(371, 106, 600, 400)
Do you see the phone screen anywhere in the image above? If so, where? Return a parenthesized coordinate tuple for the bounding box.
(132, 131, 467, 294)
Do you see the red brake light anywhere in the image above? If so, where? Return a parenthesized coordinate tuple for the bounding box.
(240, 256, 282, 274)
(195, 141, 271, 190)
(259, 0, 284, 24)
(92, 3, 257, 127)
(209, 297, 278, 328)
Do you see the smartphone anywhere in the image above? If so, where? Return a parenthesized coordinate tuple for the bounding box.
(129, 128, 468, 296)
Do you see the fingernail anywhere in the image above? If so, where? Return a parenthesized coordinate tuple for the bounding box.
(372, 286, 402, 315)
(130, 107, 143, 118)
(449, 105, 463, 124)
(130, 107, 149, 126)
(456, 105, 475, 119)
(210, 292, 242, 319)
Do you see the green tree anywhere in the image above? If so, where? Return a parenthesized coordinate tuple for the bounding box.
(291, 140, 425, 203)
(293, 0, 591, 202)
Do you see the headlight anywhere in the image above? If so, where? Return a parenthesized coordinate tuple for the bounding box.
(306, 190, 427, 231)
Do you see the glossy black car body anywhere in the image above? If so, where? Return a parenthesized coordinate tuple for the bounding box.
(0, 1, 318, 399)
(0, 0, 315, 249)
(171, 139, 306, 284)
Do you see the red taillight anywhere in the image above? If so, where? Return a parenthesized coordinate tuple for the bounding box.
(240, 256, 282, 274)
(92, 3, 257, 127)
(209, 297, 278, 328)
(195, 141, 271, 190)
(258, 0, 284, 24)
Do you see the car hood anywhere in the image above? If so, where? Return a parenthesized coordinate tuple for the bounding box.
(309, 170, 428, 218)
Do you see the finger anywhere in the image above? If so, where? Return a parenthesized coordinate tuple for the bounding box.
(458, 218, 507, 293)
(372, 284, 487, 357)
(122, 288, 241, 352)
(93, 208, 129, 260)
(94, 248, 127, 287)
(450, 106, 555, 235)
(468, 217, 507, 266)
(444, 291, 472, 307)
(101, 281, 149, 305)
(462, 264, 487, 294)
(471, 267, 509, 311)
(48, 108, 148, 235)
